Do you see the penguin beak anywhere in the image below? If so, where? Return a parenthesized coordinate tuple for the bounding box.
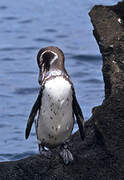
(38, 68, 42, 85)
(42, 63, 47, 82)
(38, 58, 47, 84)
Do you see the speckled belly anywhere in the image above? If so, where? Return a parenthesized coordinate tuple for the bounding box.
(36, 77, 74, 147)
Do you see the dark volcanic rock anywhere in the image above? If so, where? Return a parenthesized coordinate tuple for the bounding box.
(89, 1, 124, 168)
(0, 2, 124, 180)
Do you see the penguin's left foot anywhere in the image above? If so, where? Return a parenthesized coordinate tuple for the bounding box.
(39, 145, 52, 159)
(59, 144, 73, 165)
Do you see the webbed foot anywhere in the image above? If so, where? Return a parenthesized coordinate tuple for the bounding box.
(59, 144, 73, 165)
(39, 145, 52, 159)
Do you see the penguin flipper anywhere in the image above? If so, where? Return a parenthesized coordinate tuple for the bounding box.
(25, 90, 42, 139)
(72, 90, 85, 140)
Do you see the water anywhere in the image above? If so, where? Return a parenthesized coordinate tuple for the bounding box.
(0, 0, 118, 161)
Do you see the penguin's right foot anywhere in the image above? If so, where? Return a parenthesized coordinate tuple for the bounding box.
(59, 144, 73, 165)
(39, 145, 52, 159)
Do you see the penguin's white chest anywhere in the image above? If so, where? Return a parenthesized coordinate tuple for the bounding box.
(37, 76, 74, 147)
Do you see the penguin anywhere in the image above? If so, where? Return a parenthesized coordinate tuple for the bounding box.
(25, 46, 85, 164)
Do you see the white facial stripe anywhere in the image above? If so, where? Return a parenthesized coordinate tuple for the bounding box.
(41, 50, 58, 64)
(50, 51, 58, 64)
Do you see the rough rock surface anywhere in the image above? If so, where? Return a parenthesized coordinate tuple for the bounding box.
(0, 2, 124, 180)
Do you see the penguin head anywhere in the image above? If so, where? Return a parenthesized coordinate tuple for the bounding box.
(37, 46, 65, 84)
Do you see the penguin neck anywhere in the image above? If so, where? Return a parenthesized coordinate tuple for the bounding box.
(48, 60, 66, 77)
(48, 68, 63, 77)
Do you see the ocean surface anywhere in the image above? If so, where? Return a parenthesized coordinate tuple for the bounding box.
(0, 0, 118, 161)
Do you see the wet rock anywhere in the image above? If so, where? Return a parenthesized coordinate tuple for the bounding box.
(0, 2, 124, 180)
